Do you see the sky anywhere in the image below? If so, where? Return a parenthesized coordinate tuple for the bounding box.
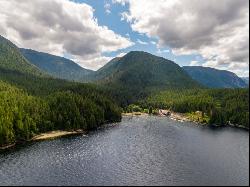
(0, 0, 249, 76)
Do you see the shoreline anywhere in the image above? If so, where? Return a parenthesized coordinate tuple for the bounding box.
(0, 143, 16, 150)
(123, 110, 191, 123)
(122, 112, 149, 116)
(170, 112, 249, 130)
(1, 113, 248, 150)
(0, 130, 86, 150)
(123, 110, 249, 130)
(32, 130, 86, 141)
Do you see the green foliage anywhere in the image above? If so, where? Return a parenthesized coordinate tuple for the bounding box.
(140, 89, 249, 129)
(0, 81, 122, 146)
(47, 91, 106, 131)
(0, 35, 122, 147)
(186, 112, 210, 124)
(0, 81, 46, 145)
(0, 34, 248, 149)
(0, 36, 45, 77)
(93, 51, 202, 106)
(125, 104, 143, 113)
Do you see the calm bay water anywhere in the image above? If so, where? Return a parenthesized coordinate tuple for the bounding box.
(0, 116, 249, 186)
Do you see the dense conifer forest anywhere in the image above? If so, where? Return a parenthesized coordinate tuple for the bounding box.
(137, 89, 249, 129)
(0, 35, 249, 148)
(0, 81, 121, 147)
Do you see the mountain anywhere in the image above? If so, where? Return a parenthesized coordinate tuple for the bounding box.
(94, 57, 122, 81)
(0, 35, 122, 147)
(20, 48, 94, 82)
(95, 51, 201, 89)
(241, 77, 249, 85)
(93, 51, 202, 105)
(0, 35, 45, 77)
(183, 66, 247, 88)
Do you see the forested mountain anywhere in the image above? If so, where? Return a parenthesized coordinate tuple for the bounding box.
(183, 66, 247, 88)
(95, 51, 201, 89)
(0, 34, 248, 148)
(92, 51, 202, 105)
(0, 36, 45, 77)
(20, 48, 94, 82)
(93, 57, 122, 80)
(0, 35, 121, 147)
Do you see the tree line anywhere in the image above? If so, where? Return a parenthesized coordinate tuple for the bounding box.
(0, 81, 121, 147)
(137, 89, 249, 129)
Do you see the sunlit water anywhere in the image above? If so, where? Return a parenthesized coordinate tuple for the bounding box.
(0, 116, 249, 186)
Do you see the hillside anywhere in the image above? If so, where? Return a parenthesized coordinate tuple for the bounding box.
(241, 77, 249, 86)
(0, 35, 45, 77)
(93, 51, 202, 105)
(141, 88, 249, 129)
(20, 48, 94, 82)
(0, 35, 122, 147)
(183, 66, 247, 88)
(94, 57, 122, 80)
(95, 52, 202, 89)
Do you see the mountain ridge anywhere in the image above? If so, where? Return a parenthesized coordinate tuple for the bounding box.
(1, 34, 247, 90)
(20, 48, 94, 82)
(0, 35, 46, 77)
(183, 66, 247, 88)
(91, 51, 203, 105)
(95, 51, 202, 88)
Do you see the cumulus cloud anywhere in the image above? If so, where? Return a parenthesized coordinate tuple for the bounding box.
(0, 0, 134, 70)
(137, 39, 148, 45)
(190, 61, 200, 66)
(104, 2, 111, 15)
(72, 55, 113, 71)
(112, 0, 129, 6)
(117, 0, 249, 76)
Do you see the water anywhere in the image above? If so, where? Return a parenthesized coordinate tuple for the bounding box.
(0, 116, 249, 186)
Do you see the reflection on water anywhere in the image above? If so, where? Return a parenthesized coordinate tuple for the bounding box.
(0, 116, 249, 186)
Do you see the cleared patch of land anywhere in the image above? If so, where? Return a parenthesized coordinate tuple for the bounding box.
(122, 112, 149, 116)
(32, 130, 85, 141)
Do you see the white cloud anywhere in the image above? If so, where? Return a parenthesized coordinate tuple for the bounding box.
(120, 0, 249, 76)
(104, 2, 111, 15)
(190, 61, 200, 66)
(157, 49, 170, 54)
(72, 55, 113, 71)
(0, 0, 134, 70)
(137, 39, 148, 45)
(116, 52, 127, 57)
(112, 0, 129, 6)
(120, 12, 133, 23)
(151, 41, 157, 45)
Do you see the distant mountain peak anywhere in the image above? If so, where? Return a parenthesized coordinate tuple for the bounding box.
(95, 51, 202, 88)
(183, 66, 247, 88)
(20, 48, 94, 82)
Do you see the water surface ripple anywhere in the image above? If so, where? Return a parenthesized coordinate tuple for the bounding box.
(0, 116, 249, 186)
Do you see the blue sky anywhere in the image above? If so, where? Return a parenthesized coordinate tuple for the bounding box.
(0, 0, 248, 76)
(74, 0, 203, 67)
